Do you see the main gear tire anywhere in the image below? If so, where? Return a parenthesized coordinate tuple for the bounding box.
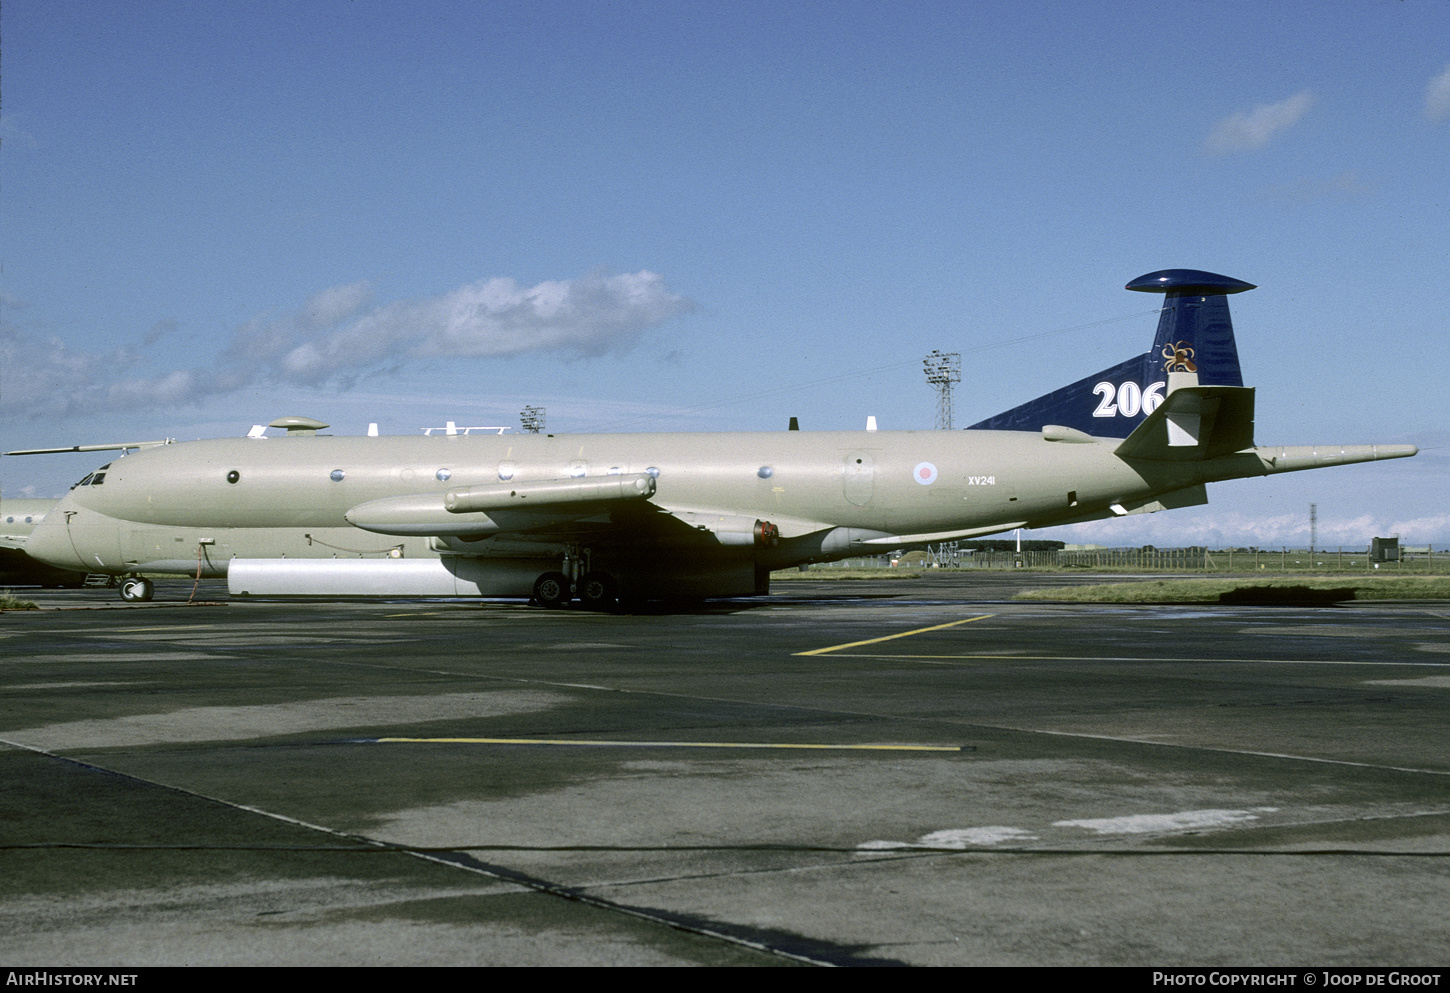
(532, 571, 572, 608)
(577, 571, 618, 610)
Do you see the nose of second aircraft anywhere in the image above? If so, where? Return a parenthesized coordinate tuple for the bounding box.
(23, 514, 89, 573)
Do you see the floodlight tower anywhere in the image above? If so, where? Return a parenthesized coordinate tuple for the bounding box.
(923, 350, 961, 430)
(520, 405, 546, 434)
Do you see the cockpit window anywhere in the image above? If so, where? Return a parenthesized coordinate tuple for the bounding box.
(71, 462, 113, 489)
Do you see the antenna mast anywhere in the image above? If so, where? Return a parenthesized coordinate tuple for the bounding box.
(923, 351, 961, 430)
(520, 406, 546, 434)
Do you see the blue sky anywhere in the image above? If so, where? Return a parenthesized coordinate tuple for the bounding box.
(3, 0, 1446, 546)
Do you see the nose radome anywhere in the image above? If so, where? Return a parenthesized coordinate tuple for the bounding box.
(22, 517, 86, 572)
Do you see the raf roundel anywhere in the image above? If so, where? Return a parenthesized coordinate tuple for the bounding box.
(913, 461, 938, 486)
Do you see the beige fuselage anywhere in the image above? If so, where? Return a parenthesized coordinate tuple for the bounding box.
(25, 428, 1249, 588)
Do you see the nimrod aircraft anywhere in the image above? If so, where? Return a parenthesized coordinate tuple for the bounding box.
(9, 270, 1416, 606)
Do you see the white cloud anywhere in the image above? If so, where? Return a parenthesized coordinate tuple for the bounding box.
(0, 327, 114, 418)
(300, 281, 374, 329)
(275, 270, 691, 384)
(1386, 513, 1450, 540)
(1042, 506, 1450, 549)
(1204, 90, 1315, 154)
(103, 369, 207, 408)
(1426, 64, 1450, 124)
(1, 270, 695, 420)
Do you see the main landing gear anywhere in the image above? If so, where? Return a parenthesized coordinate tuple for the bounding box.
(119, 576, 154, 602)
(531, 545, 619, 610)
(531, 570, 619, 609)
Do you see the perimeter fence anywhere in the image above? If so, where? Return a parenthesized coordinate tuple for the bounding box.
(810, 545, 1447, 573)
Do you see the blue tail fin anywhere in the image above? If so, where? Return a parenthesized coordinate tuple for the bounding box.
(968, 269, 1253, 437)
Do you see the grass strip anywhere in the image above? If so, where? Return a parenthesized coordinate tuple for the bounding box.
(774, 569, 923, 580)
(1016, 576, 1450, 603)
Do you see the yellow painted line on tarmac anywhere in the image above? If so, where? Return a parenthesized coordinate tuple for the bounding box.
(375, 737, 962, 752)
(815, 653, 1450, 667)
(793, 614, 994, 657)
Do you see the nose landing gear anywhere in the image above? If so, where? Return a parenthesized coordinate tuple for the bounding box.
(119, 576, 154, 602)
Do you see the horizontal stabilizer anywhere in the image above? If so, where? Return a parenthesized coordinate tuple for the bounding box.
(1254, 444, 1418, 475)
(1115, 385, 1255, 461)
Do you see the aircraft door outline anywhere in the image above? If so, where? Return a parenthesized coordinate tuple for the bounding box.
(843, 450, 875, 507)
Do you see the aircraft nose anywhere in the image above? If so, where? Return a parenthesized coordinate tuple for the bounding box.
(24, 518, 86, 572)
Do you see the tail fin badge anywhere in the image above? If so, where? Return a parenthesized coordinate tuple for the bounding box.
(1162, 342, 1198, 373)
(967, 269, 1251, 436)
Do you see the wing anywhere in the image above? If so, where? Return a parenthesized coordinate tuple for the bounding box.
(345, 472, 837, 552)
